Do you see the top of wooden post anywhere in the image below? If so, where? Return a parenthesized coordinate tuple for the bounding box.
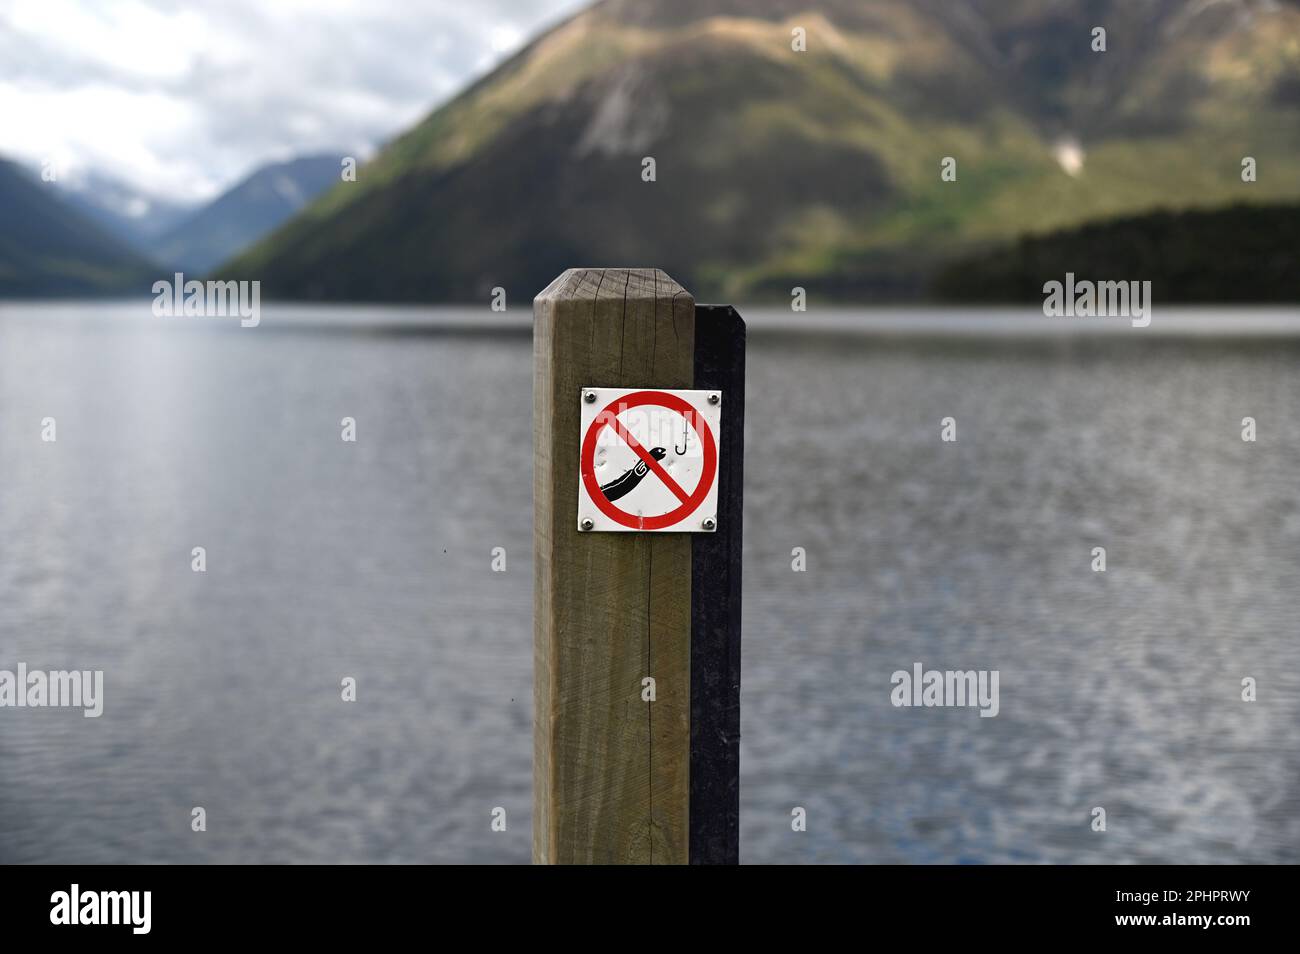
(534, 267, 692, 308)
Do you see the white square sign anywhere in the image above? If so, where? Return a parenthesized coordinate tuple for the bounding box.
(577, 387, 722, 532)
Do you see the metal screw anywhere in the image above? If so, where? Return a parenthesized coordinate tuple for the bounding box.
(580, 518, 595, 531)
(702, 517, 717, 531)
(584, 391, 597, 403)
(708, 393, 720, 405)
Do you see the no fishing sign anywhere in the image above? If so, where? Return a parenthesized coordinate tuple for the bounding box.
(577, 387, 721, 532)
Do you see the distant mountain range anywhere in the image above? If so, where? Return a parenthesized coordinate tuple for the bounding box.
(5, 0, 1298, 302)
(219, 0, 1300, 303)
(0, 154, 346, 296)
(149, 155, 346, 274)
(0, 158, 156, 297)
(53, 171, 193, 250)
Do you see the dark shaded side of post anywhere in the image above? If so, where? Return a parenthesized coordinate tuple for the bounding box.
(689, 304, 745, 865)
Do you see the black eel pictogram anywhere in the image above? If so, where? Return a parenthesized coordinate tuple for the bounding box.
(599, 447, 667, 502)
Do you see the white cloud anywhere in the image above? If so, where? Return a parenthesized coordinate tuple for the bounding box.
(0, 0, 586, 202)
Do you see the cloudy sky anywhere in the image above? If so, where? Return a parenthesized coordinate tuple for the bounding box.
(0, 0, 586, 202)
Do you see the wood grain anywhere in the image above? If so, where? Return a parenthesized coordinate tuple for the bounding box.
(534, 268, 694, 864)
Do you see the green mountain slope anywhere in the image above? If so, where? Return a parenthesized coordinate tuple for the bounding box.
(0, 159, 157, 297)
(222, 0, 1300, 302)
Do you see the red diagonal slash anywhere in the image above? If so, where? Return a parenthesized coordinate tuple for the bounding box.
(602, 411, 692, 505)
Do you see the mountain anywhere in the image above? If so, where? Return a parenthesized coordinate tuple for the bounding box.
(0, 158, 157, 297)
(223, 0, 1300, 303)
(51, 170, 194, 252)
(151, 154, 346, 274)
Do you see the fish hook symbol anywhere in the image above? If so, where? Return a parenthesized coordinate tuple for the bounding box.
(674, 424, 689, 456)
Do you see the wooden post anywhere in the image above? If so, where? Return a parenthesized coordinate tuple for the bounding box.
(533, 269, 744, 864)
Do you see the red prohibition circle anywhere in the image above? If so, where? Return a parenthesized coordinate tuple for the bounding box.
(581, 390, 717, 530)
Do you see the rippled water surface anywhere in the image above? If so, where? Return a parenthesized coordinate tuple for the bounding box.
(2, 304, 1298, 863)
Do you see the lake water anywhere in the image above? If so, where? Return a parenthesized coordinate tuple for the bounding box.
(2, 302, 1299, 864)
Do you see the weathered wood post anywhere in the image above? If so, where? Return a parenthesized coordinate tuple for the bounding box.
(533, 268, 744, 864)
